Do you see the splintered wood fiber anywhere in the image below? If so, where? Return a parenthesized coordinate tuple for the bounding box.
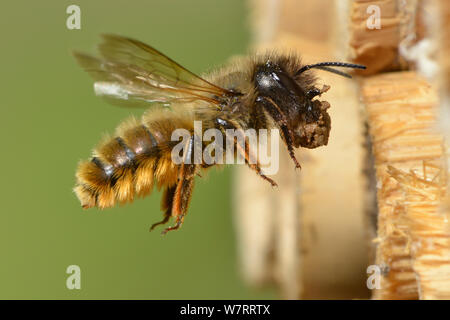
(361, 71, 450, 299)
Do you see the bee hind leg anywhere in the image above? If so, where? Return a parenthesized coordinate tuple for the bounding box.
(161, 163, 197, 235)
(150, 135, 198, 235)
(150, 185, 176, 231)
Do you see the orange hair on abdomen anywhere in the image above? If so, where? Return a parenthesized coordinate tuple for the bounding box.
(74, 111, 194, 209)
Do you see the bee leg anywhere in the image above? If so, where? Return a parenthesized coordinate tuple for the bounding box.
(236, 136, 278, 187)
(215, 118, 277, 187)
(149, 213, 171, 231)
(149, 185, 176, 231)
(258, 96, 301, 169)
(161, 135, 198, 235)
(278, 125, 301, 170)
(161, 164, 197, 235)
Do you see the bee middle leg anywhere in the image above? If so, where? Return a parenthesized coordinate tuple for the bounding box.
(216, 118, 277, 187)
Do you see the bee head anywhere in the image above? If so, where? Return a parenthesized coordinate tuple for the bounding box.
(254, 60, 365, 149)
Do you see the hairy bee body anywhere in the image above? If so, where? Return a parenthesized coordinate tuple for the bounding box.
(75, 109, 195, 209)
(75, 54, 310, 210)
(73, 35, 365, 234)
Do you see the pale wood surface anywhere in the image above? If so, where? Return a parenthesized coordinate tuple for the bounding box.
(235, 0, 369, 299)
(237, 0, 449, 300)
(360, 72, 450, 299)
(348, 0, 421, 75)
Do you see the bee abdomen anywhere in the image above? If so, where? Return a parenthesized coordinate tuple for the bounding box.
(74, 118, 181, 209)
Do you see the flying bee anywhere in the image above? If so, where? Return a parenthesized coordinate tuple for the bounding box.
(73, 34, 366, 234)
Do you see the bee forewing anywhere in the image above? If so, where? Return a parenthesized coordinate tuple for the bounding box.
(94, 82, 134, 100)
(98, 34, 227, 95)
(73, 35, 235, 109)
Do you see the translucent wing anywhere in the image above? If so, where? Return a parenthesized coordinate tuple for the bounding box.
(73, 34, 232, 108)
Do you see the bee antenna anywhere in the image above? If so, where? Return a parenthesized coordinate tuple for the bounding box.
(314, 66, 353, 78)
(296, 62, 366, 78)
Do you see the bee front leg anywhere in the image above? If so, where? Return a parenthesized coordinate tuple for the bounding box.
(257, 96, 301, 169)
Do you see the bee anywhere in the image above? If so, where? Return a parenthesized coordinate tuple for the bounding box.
(73, 34, 365, 234)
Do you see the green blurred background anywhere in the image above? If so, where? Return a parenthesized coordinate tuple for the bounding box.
(0, 0, 276, 299)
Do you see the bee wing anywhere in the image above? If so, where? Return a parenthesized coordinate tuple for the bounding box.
(73, 34, 231, 108)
